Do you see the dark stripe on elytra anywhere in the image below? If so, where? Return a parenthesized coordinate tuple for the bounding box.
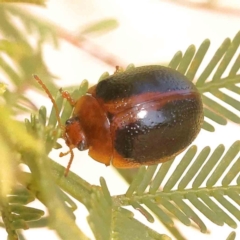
(95, 65, 196, 102)
(114, 97, 203, 163)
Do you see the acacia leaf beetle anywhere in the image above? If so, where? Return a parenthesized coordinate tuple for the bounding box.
(35, 65, 203, 176)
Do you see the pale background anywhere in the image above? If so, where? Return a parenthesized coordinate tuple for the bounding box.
(1, 0, 240, 239)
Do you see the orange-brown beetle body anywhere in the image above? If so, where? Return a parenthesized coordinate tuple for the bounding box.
(64, 65, 203, 168)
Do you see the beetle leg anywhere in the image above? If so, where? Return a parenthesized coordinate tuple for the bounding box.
(59, 147, 74, 177)
(114, 66, 124, 74)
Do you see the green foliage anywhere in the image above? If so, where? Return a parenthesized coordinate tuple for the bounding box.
(80, 19, 119, 37)
(226, 231, 236, 240)
(0, 4, 59, 115)
(0, 0, 45, 5)
(123, 142, 239, 231)
(169, 32, 240, 132)
(0, 2, 239, 240)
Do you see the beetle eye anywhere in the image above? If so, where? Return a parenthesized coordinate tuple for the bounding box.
(65, 117, 79, 126)
(65, 119, 72, 126)
(77, 141, 87, 151)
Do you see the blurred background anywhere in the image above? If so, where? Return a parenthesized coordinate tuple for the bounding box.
(0, 0, 240, 239)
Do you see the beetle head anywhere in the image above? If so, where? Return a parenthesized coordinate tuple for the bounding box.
(33, 75, 88, 177)
(64, 116, 88, 151)
(59, 116, 89, 177)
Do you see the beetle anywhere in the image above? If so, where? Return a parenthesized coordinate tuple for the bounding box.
(62, 65, 203, 172)
(35, 65, 203, 176)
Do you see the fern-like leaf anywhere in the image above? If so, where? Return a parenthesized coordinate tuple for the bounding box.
(168, 31, 240, 131)
(119, 141, 240, 234)
(226, 231, 236, 240)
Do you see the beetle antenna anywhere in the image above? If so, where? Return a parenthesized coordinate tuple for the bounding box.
(33, 75, 63, 130)
(34, 75, 76, 177)
(59, 88, 76, 106)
